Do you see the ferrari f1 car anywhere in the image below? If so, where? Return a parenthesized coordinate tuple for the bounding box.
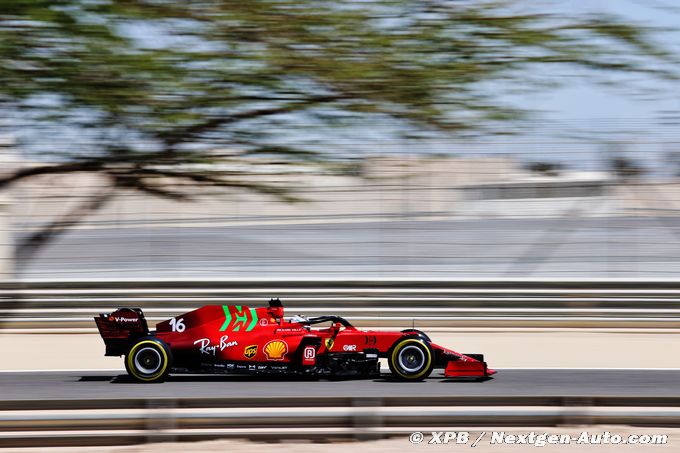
(95, 299, 495, 382)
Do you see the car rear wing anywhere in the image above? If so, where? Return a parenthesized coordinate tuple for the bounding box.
(94, 308, 149, 356)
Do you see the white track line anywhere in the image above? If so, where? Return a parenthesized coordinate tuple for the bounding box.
(0, 369, 124, 373)
(2, 367, 680, 373)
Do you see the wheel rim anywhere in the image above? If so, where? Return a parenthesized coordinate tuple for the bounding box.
(134, 347, 162, 375)
(398, 345, 425, 373)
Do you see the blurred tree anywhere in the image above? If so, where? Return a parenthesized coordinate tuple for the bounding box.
(603, 142, 645, 181)
(525, 161, 564, 177)
(609, 156, 645, 181)
(665, 151, 680, 177)
(0, 0, 675, 260)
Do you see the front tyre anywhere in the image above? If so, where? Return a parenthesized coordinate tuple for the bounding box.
(125, 338, 171, 383)
(388, 338, 434, 381)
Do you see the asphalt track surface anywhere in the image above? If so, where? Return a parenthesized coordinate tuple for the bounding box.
(2, 370, 680, 400)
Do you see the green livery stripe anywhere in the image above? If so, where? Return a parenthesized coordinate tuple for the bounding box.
(220, 305, 232, 331)
(232, 306, 249, 331)
(220, 305, 256, 332)
(246, 308, 258, 331)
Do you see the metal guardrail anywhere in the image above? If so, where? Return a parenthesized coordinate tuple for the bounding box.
(1, 395, 679, 447)
(3, 279, 680, 329)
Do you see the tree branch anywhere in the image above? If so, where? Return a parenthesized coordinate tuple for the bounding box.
(16, 186, 116, 264)
(0, 161, 103, 190)
(161, 94, 347, 147)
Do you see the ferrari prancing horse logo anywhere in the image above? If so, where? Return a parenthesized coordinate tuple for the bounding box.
(324, 338, 334, 350)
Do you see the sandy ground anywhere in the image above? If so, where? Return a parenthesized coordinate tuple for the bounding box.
(1, 329, 679, 370)
(0, 427, 676, 452)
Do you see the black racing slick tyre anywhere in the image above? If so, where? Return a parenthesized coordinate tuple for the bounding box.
(125, 338, 172, 383)
(400, 329, 432, 343)
(388, 337, 434, 381)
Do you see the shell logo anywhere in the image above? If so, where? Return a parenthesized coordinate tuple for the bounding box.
(264, 340, 288, 360)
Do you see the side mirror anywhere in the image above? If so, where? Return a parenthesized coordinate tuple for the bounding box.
(267, 306, 284, 320)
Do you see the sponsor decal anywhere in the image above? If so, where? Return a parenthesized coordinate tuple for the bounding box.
(302, 346, 316, 366)
(275, 328, 305, 333)
(324, 338, 334, 350)
(244, 344, 258, 359)
(264, 340, 288, 360)
(259, 318, 268, 326)
(194, 335, 238, 356)
(343, 344, 357, 352)
(112, 317, 138, 323)
(248, 364, 256, 370)
(364, 335, 377, 346)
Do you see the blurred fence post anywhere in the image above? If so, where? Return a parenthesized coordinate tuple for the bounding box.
(0, 194, 11, 279)
(0, 135, 15, 279)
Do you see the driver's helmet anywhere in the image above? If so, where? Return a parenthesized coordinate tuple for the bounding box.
(287, 314, 308, 324)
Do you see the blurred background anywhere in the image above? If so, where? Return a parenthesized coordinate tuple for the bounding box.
(6, 138, 680, 279)
(2, 0, 680, 450)
(0, 1, 680, 280)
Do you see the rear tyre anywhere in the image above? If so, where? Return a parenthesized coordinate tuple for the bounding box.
(388, 338, 434, 381)
(125, 338, 171, 383)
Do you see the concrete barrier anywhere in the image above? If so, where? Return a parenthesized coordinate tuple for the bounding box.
(3, 279, 680, 329)
(0, 395, 678, 447)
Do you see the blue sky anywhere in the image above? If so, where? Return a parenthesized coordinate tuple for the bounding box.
(8, 0, 680, 174)
(260, 1, 680, 172)
(527, 0, 680, 122)
(497, 0, 680, 172)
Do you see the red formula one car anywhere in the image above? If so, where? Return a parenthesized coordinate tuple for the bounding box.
(95, 298, 495, 382)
